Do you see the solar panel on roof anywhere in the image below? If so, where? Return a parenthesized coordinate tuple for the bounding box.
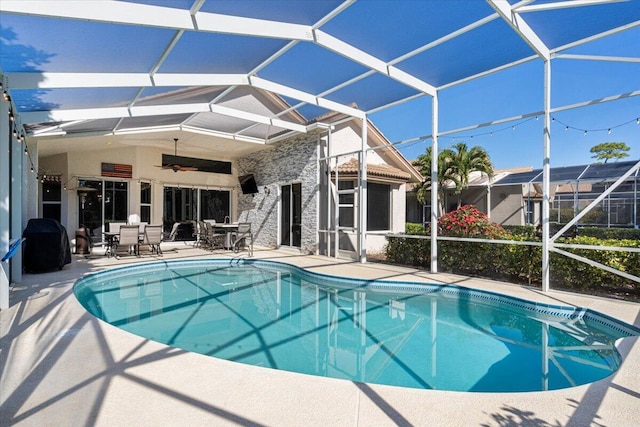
(581, 161, 639, 180)
(492, 160, 639, 186)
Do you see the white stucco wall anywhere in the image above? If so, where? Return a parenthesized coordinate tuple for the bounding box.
(38, 144, 240, 238)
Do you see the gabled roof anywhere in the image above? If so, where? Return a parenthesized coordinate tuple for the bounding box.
(334, 158, 411, 183)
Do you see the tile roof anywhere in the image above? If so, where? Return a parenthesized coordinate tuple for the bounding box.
(334, 158, 411, 182)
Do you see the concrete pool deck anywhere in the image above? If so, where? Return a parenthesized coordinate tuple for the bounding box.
(1, 244, 639, 426)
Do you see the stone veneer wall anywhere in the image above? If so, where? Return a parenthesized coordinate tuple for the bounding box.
(237, 132, 320, 253)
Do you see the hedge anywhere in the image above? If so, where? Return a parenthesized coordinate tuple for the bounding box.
(385, 234, 640, 299)
(393, 206, 640, 299)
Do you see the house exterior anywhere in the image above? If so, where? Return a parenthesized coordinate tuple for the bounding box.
(407, 161, 640, 229)
(33, 88, 421, 257)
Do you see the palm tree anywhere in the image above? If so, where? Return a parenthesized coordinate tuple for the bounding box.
(412, 146, 459, 216)
(446, 142, 493, 208)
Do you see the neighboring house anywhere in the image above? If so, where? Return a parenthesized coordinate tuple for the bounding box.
(407, 160, 640, 228)
(35, 87, 422, 256)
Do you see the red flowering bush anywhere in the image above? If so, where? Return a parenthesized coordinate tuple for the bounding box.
(429, 205, 510, 239)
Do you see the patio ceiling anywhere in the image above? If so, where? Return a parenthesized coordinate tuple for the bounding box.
(1, 0, 638, 155)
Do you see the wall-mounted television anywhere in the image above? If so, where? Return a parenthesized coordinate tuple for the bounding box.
(239, 174, 259, 194)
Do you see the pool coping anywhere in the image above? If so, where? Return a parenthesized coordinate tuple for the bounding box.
(2, 245, 639, 426)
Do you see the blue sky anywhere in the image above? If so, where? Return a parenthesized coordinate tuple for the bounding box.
(370, 28, 640, 171)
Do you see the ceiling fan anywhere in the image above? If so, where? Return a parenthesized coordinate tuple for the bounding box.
(156, 138, 198, 173)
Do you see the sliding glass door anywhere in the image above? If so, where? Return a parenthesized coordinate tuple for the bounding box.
(163, 187, 197, 234)
(200, 189, 230, 223)
(281, 183, 301, 248)
(163, 187, 231, 238)
(77, 179, 128, 242)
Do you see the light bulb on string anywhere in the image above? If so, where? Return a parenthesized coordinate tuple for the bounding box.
(584, 130, 587, 136)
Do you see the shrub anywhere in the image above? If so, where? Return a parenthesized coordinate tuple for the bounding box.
(503, 225, 536, 238)
(405, 222, 426, 235)
(385, 206, 640, 300)
(579, 227, 640, 240)
(433, 205, 510, 239)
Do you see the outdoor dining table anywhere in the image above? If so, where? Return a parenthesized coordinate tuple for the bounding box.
(103, 231, 118, 257)
(213, 223, 239, 249)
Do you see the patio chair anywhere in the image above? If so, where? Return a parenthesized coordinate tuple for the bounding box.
(113, 225, 141, 258)
(203, 221, 225, 250)
(194, 221, 207, 248)
(142, 224, 163, 255)
(131, 222, 148, 234)
(230, 222, 253, 256)
(167, 222, 180, 241)
(108, 222, 126, 233)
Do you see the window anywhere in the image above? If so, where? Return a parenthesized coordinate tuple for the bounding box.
(140, 182, 151, 223)
(337, 181, 391, 231)
(42, 180, 62, 222)
(338, 180, 355, 228)
(367, 182, 390, 231)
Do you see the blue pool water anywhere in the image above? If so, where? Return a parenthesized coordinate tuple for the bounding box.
(74, 259, 639, 392)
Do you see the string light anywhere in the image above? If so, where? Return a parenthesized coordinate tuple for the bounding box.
(437, 114, 638, 144)
(552, 116, 638, 136)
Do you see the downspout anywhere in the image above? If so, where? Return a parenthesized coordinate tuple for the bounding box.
(431, 93, 439, 273)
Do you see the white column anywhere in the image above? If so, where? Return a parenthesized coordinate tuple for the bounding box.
(358, 117, 367, 263)
(430, 93, 439, 273)
(542, 60, 552, 292)
(0, 86, 10, 309)
(10, 120, 23, 285)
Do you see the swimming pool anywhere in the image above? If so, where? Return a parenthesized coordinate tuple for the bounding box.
(74, 259, 640, 392)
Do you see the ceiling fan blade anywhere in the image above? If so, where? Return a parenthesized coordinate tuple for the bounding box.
(157, 139, 197, 171)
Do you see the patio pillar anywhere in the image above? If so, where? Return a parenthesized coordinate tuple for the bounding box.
(1, 80, 10, 309)
(541, 59, 552, 292)
(430, 93, 439, 273)
(358, 117, 367, 263)
(10, 114, 23, 286)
